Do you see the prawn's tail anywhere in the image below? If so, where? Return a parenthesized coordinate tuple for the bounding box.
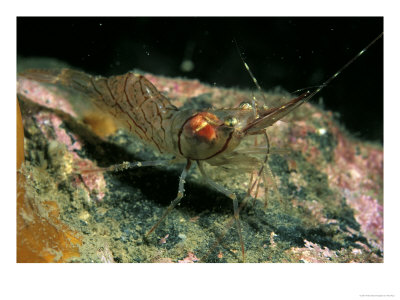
(18, 68, 64, 83)
(17, 68, 119, 138)
(18, 68, 101, 99)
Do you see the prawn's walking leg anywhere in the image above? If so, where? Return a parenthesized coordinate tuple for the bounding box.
(197, 161, 246, 262)
(146, 160, 192, 237)
(80, 160, 172, 174)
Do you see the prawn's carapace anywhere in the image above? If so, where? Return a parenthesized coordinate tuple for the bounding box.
(185, 112, 221, 142)
(178, 111, 237, 161)
(17, 32, 383, 262)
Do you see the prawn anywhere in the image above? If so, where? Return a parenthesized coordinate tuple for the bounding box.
(17, 32, 383, 262)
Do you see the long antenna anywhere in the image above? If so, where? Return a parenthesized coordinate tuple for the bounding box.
(305, 32, 383, 101)
(235, 32, 383, 105)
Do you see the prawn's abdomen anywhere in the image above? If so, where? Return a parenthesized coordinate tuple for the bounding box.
(89, 72, 178, 153)
(18, 69, 179, 154)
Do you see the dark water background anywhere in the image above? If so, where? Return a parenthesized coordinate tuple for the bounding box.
(17, 17, 383, 143)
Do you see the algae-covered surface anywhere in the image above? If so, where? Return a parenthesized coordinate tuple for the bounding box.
(17, 58, 383, 263)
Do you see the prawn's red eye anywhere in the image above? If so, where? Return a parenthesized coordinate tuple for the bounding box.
(186, 112, 221, 142)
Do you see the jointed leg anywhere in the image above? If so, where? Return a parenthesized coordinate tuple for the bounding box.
(146, 159, 192, 237)
(197, 161, 246, 262)
(79, 159, 174, 174)
(249, 130, 271, 207)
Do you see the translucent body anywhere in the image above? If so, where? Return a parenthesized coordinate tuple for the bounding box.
(18, 69, 309, 165)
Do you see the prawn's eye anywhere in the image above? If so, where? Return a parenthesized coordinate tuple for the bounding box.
(224, 116, 238, 127)
(239, 101, 253, 110)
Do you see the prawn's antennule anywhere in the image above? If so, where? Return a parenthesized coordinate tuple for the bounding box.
(234, 38, 267, 116)
(234, 39, 264, 94)
(243, 33, 382, 135)
(304, 32, 383, 103)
